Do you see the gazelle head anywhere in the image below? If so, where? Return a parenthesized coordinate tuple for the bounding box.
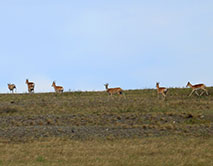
(156, 82, 160, 88)
(26, 79, 29, 84)
(104, 83, 109, 89)
(186, 82, 191, 87)
(52, 81, 56, 87)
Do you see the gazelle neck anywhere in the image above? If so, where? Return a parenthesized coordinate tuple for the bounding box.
(52, 83, 56, 88)
(187, 82, 192, 88)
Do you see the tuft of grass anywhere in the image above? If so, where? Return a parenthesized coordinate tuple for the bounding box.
(36, 156, 46, 163)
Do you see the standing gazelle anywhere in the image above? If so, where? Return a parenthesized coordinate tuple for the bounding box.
(186, 82, 208, 96)
(26, 79, 35, 93)
(104, 83, 123, 96)
(156, 82, 168, 99)
(52, 81, 64, 93)
(8, 83, 16, 93)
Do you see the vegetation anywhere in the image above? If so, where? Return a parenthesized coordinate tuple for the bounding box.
(0, 87, 212, 165)
(0, 137, 213, 166)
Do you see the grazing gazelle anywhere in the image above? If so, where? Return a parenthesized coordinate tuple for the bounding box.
(186, 82, 208, 96)
(104, 83, 123, 96)
(52, 81, 64, 93)
(156, 82, 168, 98)
(26, 79, 35, 93)
(8, 83, 16, 93)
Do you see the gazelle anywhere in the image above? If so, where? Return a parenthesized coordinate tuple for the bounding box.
(26, 79, 35, 93)
(104, 83, 123, 96)
(156, 82, 168, 98)
(52, 81, 64, 93)
(8, 83, 16, 93)
(186, 82, 208, 96)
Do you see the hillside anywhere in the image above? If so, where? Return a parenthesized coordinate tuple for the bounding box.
(0, 87, 212, 142)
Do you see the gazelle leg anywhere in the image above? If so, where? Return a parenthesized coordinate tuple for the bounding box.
(202, 88, 208, 95)
(195, 90, 199, 96)
(189, 89, 195, 96)
(199, 88, 208, 96)
(161, 93, 166, 100)
(206, 89, 209, 95)
(200, 91, 204, 96)
(162, 92, 166, 98)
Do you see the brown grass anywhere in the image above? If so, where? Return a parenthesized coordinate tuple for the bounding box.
(0, 88, 213, 165)
(0, 136, 213, 166)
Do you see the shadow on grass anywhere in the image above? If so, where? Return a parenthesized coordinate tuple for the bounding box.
(0, 107, 18, 114)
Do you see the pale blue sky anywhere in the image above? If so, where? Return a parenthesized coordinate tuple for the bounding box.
(0, 0, 213, 92)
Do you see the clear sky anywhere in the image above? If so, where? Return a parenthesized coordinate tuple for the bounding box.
(0, 0, 213, 93)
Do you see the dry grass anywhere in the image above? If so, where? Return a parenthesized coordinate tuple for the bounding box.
(0, 88, 212, 165)
(0, 136, 212, 166)
(0, 88, 212, 116)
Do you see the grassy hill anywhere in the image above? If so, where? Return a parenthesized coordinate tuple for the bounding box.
(0, 87, 212, 165)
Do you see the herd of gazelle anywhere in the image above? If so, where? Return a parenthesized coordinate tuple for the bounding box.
(8, 79, 63, 93)
(156, 82, 208, 98)
(7, 79, 209, 97)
